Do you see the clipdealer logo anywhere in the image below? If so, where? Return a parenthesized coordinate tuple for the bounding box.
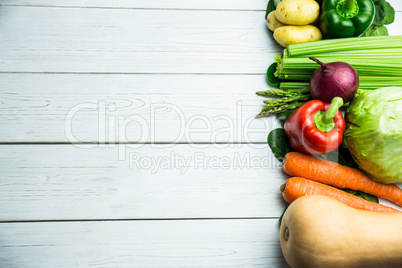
(64, 99, 281, 170)
(128, 151, 281, 174)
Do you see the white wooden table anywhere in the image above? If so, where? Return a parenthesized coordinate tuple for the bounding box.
(0, 1, 401, 267)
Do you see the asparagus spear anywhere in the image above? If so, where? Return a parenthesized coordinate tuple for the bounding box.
(256, 88, 310, 97)
(255, 102, 304, 118)
(262, 94, 311, 109)
(255, 88, 311, 117)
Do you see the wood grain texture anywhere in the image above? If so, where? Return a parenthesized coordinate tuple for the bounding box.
(1, 0, 401, 11)
(0, 219, 289, 267)
(1, 0, 266, 10)
(0, 6, 401, 143)
(0, 2, 401, 267)
(0, 73, 279, 143)
(0, 6, 281, 74)
(0, 144, 288, 221)
(1, 144, 398, 221)
(0, 6, 400, 75)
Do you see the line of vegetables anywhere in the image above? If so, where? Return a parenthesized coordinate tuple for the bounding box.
(259, 0, 402, 266)
(259, 35, 402, 117)
(264, 51, 402, 195)
(283, 152, 402, 207)
(266, 56, 402, 203)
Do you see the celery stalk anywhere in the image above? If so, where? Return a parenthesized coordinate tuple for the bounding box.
(287, 36, 402, 56)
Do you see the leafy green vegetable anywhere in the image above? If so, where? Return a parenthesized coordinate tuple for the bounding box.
(279, 206, 288, 225)
(363, 0, 394, 37)
(342, 189, 379, 203)
(362, 25, 389, 37)
(372, 0, 395, 27)
(277, 109, 294, 126)
(344, 87, 402, 184)
(265, 0, 275, 20)
(358, 191, 379, 203)
(267, 128, 293, 162)
(314, 145, 358, 168)
(267, 62, 281, 87)
(337, 145, 358, 168)
(315, 151, 348, 167)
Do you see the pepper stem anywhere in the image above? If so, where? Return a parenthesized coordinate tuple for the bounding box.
(337, 0, 359, 18)
(314, 97, 344, 133)
(323, 97, 344, 124)
(342, 0, 356, 14)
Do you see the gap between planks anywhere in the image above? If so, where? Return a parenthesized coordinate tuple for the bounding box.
(0, 217, 280, 224)
(0, 142, 268, 145)
(0, 72, 267, 75)
(1, 3, 401, 12)
(0, 4, 265, 12)
(1, 3, 402, 12)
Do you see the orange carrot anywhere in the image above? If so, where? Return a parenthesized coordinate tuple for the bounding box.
(281, 177, 401, 213)
(283, 152, 402, 207)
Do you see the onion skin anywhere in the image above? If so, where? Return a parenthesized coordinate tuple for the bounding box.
(309, 57, 359, 103)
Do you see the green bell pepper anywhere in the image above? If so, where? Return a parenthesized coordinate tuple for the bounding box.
(319, 0, 375, 38)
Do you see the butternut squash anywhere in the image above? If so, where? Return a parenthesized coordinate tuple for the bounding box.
(280, 195, 402, 268)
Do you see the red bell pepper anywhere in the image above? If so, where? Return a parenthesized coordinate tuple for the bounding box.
(284, 97, 346, 154)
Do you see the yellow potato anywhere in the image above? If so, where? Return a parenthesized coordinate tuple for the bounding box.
(267, 10, 286, 32)
(273, 25, 322, 47)
(275, 0, 319, 25)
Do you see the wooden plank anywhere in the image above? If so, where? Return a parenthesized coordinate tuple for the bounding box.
(1, 0, 266, 10)
(0, 6, 400, 75)
(1, 144, 399, 221)
(0, 6, 399, 75)
(0, 6, 280, 74)
(0, 73, 279, 143)
(0, 219, 289, 267)
(0, 144, 288, 221)
(1, 0, 402, 11)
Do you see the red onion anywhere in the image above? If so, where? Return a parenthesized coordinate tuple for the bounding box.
(309, 57, 359, 103)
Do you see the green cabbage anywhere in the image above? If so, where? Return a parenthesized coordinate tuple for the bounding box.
(343, 87, 402, 184)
